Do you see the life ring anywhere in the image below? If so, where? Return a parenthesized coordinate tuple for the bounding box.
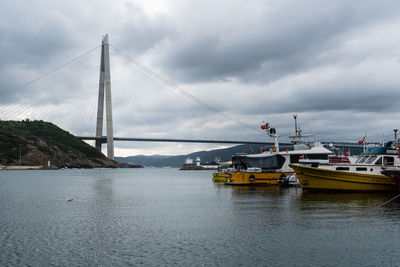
(279, 173, 288, 186)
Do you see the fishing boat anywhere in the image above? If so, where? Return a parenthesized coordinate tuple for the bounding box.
(212, 161, 232, 182)
(225, 115, 332, 186)
(289, 130, 400, 192)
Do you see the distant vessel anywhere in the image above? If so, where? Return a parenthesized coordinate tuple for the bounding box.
(290, 130, 400, 192)
(212, 161, 232, 182)
(180, 157, 218, 170)
(225, 115, 332, 186)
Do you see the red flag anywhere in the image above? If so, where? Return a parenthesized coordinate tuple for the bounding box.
(359, 137, 365, 145)
(261, 123, 269, 130)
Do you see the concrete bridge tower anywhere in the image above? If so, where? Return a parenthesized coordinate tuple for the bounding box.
(95, 34, 114, 159)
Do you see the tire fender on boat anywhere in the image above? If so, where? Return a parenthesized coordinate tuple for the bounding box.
(278, 173, 286, 184)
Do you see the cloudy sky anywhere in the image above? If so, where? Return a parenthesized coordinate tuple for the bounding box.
(2, 0, 400, 156)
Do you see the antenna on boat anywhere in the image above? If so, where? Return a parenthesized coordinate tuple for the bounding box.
(394, 129, 398, 148)
(289, 114, 314, 144)
(359, 135, 366, 153)
(261, 121, 279, 152)
(293, 114, 301, 138)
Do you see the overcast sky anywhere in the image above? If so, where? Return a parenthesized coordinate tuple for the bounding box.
(2, 0, 400, 156)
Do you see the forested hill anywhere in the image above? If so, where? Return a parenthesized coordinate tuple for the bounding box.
(116, 143, 364, 168)
(116, 144, 266, 167)
(0, 120, 137, 168)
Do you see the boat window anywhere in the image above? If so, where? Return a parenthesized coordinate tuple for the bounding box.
(375, 157, 382, 165)
(365, 156, 376, 164)
(356, 167, 367, 171)
(336, 167, 350, 171)
(290, 153, 328, 163)
(356, 156, 367, 164)
(384, 156, 394, 166)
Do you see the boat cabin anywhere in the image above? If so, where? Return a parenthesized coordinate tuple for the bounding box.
(244, 146, 332, 172)
(356, 147, 399, 166)
(319, 146, 400, 174)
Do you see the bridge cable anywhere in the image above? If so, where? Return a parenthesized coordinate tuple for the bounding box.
(109, 45, 260, 134)
(110, 53, 252, 140)
(0, 46, 101, 120)
(19, 45, 101, 91)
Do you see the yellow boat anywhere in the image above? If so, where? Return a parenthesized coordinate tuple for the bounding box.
(226, 171, 290, 185)
(225, 145, 331, 186)
(212, 161, 232, 182)
(288, 130, 400, 192)
(289, 164, 396, 192)
(225, 116, 332, 186)
(212, 172, 230, 182)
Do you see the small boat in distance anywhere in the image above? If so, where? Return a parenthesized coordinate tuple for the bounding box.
(212, 161, 232, 182)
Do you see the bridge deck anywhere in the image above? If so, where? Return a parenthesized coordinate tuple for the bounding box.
(76, 136, 368, 147)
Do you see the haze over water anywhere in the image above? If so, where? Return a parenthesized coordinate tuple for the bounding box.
(1, 168, 400, 266)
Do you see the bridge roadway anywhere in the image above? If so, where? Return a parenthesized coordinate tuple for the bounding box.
(77, 136, 368, 148)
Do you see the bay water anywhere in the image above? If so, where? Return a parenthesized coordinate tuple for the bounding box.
(1, 168, 400, 266)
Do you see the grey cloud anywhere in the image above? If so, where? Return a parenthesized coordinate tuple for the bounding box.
(115, 4, 173, 55)
(2, 0, 400, 155)
(156, 0, 400, 84)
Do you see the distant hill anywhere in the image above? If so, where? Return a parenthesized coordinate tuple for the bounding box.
(116, 143, 365, 168)
(0, 120, 140, 168)
(116, 144, 267, 167)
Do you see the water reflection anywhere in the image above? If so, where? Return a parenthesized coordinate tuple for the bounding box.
(299, 191, 396, 204)
(80, 171, 124, 266)
(295, 190, 400, 219)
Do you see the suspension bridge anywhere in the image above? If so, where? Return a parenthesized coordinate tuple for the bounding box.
(1, 34, 377, 159)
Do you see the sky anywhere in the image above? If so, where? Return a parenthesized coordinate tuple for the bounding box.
(1, 0, 400, 156)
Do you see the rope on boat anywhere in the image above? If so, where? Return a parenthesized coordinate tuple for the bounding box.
(377, 193, 400, 208)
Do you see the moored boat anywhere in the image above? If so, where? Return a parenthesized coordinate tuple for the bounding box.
(290, 134, 400, 192)
(225, 115, 332, 186)
(212, 161, 232, 182)
(290, 164, 396, 192)
(213, 172, 230, 182)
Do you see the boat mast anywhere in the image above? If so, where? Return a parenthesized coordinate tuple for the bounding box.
(294, 114, 298, 138)
(261, 122, 279, 152)
(291, 114, 303, 144)
(269, 128, 279, 152)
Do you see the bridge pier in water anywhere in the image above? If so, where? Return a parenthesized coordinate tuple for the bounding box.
(95, 34, 114, 160)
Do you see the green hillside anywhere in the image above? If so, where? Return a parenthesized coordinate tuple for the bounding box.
(0, 120, 120, 168)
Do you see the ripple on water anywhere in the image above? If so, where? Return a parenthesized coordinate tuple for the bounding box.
(1, 169, 400, 266)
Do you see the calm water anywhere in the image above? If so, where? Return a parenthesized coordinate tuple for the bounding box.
(1, 168, 400, 266)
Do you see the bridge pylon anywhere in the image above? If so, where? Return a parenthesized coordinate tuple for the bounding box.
(95, 34, 114, 160)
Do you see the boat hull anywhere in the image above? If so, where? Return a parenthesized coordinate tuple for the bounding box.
(225, 171, 291, 186)
(212, 173, 230, 182)
(382, 170, 400, 192)
(289, 164, 396, 192)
